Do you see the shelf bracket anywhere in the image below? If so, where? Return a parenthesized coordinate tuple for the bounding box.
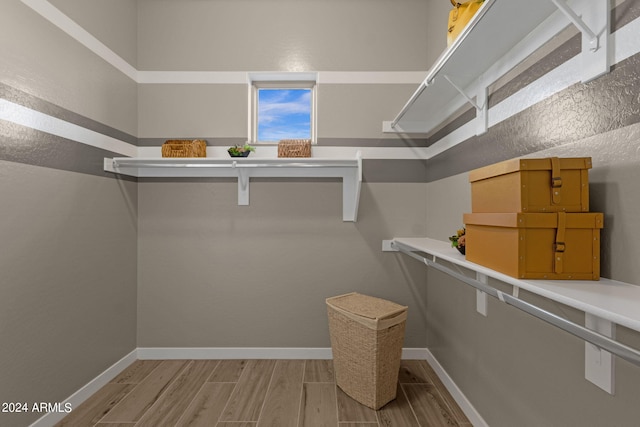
(476, 273, 488, 317)
(550, 0, 610, 82)
(443, 75, 481, 111)
(237, 168, 250, 206)
(443, 75, 488, 135)
(585, 313, 615, 394)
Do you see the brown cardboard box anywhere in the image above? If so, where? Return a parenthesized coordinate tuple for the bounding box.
(463, 212, 603, 280)
(469, 157, 591, 213)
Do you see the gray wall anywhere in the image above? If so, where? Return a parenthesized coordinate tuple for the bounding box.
(137, 181, 428, 347)
(134, 0, 436, 348)
(136, 0, 435, 72)
(3, 0, 640, 426)
(0, 1, 138, 426)
(136, 0, 436, 143)
(50, 0, 138, 68)
(1, 1, 437, 426)
(419, 1, 640, 425)
(424, 135, 640, 425)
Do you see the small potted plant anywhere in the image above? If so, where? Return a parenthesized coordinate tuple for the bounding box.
(227, 144, 256, 157)
(449, 228, 466, 255)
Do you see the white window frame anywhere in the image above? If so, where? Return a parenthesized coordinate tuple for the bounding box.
(248, 72, 318, 145)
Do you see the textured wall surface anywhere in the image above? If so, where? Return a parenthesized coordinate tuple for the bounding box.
(136, 0, 433, 72)
(137, 181, 428, 348)
(425, 140, 640, 426)
(420, 1, 640, 425)
(132, 0, 436, 350)
(135, 0, 435, 149)
(0, 2, 139, 426)
(0, 0, 138, 136)
(2, 0, 640, 426)
(0, 161, 138, 427)
(425, 1, 640, 182)
(49, 0, 138, 67)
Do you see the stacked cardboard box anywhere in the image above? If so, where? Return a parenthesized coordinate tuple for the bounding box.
(463, 157, 603, 280)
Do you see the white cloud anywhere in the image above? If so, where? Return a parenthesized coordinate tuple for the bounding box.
(258, 89, 312, 141)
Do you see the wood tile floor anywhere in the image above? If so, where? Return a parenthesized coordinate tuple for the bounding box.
(56, 359, 471, 427)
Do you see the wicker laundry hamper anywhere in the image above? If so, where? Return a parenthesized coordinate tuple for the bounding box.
(326, 292, 407, 410)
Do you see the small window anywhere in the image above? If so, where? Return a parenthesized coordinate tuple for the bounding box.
(250, 78, 316, 144)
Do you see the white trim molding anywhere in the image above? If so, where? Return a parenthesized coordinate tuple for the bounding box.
(19, 0, 425, 86)
(136, 347, 429, 360)
(424, 348, 489, 427)
(20, 0, 138, 81)
(0, 99, 138, 157)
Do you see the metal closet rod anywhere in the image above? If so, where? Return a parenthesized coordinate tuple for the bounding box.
(391, 241, 640, 368)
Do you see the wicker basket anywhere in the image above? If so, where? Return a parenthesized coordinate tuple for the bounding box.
(277, 139, 311, 158)
(161, 139, 207, 158)
(326, 292, 407, 410)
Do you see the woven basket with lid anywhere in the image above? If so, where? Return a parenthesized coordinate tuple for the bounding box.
(326, 292, 407, 409)
(277, 139, 311, 158)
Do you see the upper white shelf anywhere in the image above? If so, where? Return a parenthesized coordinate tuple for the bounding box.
(385, 0, 608, 135)
(104, 154, 362, 222)
(389, 237, 640, 334)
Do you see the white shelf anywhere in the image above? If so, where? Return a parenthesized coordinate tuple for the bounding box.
(389, 237, 640, 333)
(385, 236, 640, 392)
(385, 0, 609, 136)
(104, 154, 362, 222)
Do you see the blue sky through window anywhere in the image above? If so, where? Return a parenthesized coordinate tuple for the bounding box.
(257, 88, 311, 142)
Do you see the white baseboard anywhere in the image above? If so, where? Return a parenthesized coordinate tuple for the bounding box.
(29, 349, 137, 427)
(137, 347, 333, 360)
(424, 349, 489, 427)
(136, 347, 430, 360)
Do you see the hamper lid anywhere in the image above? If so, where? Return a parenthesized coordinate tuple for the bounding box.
(326, 292, 407, 320)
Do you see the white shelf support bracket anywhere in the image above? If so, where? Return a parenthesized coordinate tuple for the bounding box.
(476, 83, 489, 136)
(342, 150, 362, 222)
(443, 75, 481, 110)
(237, 168, 250, 206)
(585, 313, 615, 394)
(443, 75, 488, 135)
(476, 273, 488, 316)
(382, 240, 398, 252)
(551, 0, 610, 82)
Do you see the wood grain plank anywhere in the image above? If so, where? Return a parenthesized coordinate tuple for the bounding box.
(336, 386, 377, 423)
(110, 360, 162, 384)
(338, 423, 378, 426)
(99, 360, 188, 423)
(303, 360, 334, 383)
(95, 423, 136, 426)
(298, 383, 337, 427)
(135, 360, 218, 427)
(376, 384, 420, 427)
(54, 383, 135, 426)
(257, 360, 305, 427)
(216, 423, 257, 427)
(219, 359, 277, 422)
(56, 358, 470, 427)
(398, 360, 431, 384)
(402, 383, 460, 426)
(209, 359, 248, 382)
(175, 382, 236, 427)
(417, 360, 470, 424)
